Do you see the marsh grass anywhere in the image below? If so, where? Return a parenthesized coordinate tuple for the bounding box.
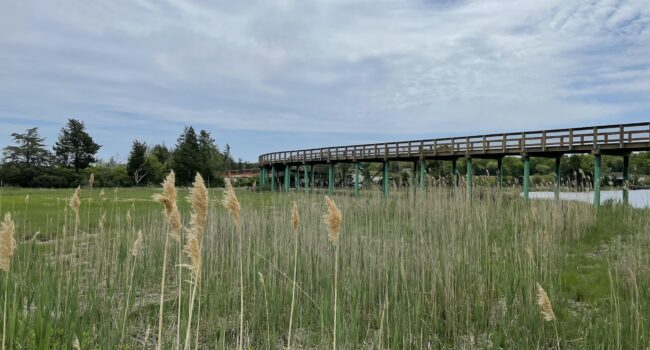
(0, 184, 647, 349)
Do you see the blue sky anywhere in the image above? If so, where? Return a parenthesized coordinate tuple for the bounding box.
(1, 0, 649, 162)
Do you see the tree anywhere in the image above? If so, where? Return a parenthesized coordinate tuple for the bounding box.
(2, 127, 50, 167)
(53, 119, 101, 172)
(172, 126, 201, 185)
(127, 140, 148, 185)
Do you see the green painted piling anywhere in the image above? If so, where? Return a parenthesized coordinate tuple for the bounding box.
(555, 157, 561, 200)
(304, 165, 309, 193)
(497, 158, 503, 190)
(523, 156, 530, 200)
(419, 159, 425, 191)
(466, 158, 473, 197)
(284, 164, 290, 191)
(452, 159, 458, 187)
(328, 163, 334, 195)
(271, 165, 277, 192)
(383, 161, 389, 198)
(623, 154, 630, 204)
(594, 153, 601, 208)
(354, 162, 360, 197)
(294, 166, 299, 190)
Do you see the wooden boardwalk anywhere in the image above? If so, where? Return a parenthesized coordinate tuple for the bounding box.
(257, 122, 650, 207)
(259, 122, 650, 166)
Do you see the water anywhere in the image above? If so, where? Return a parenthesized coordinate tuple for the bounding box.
(526, 189, 650, 209)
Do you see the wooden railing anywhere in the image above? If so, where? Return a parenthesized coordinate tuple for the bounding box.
(259, 122, 650, 166)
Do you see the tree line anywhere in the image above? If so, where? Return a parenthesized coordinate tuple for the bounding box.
(1, 119, 255, 188)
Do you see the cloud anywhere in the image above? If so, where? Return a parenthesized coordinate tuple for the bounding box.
(0, 0, 648, 161)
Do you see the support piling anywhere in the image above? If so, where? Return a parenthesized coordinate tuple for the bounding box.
(466, 157, 473, 198)
(523, 156, 530, 201)
(328, 163, 334, 196)
(383, 161, 390, 198)
(623, 154, 630, 205)
(594, 153, 601, 208)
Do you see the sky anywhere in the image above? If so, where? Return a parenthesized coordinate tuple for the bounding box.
(1, 0, 649, 163)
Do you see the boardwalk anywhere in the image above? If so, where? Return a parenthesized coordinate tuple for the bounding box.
(258, 122, 650, 207)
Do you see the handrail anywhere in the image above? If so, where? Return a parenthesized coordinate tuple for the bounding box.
(259, 122, 650, 165)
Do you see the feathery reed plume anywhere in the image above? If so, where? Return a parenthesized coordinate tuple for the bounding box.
(99, 212, 107, 231)
(152, 171, 182, 241)
(323, 196, 342, 350)
(536, 283, 556, 321)
(1, 212, 15, 350)
(0, 213, 16, 273)
(288, 201, 301, 349)
(183, 235, 201, 278)
(188, 173, 208, 240)
(131, 230, 143, 257)
(73, 336, 81, 350)
(70, 186, 81, 217)
(126, 209, 132, 227)
(536, 283, 560, 348)
(89, 173, 95, 189)
(222, 178, 241, 231)
(222, 177, 244, 350)
(99, 189, 106, 201)
(153, 171, 180, 350)
(323, 196, 342, 245)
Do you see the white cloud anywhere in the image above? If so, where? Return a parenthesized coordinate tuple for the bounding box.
(0, 0, 649, 157)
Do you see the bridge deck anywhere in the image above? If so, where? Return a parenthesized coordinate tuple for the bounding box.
(259, 122, 650, 166)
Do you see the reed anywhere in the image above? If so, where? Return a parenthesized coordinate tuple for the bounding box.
(222, 178, 242, 349)
(0, 212, 15, 350)
(287, 201, 300, 349)
(323, 195, 342, 350)
(152, 171, 181, 350)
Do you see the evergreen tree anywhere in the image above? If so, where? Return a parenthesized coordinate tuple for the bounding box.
(197, 130, 220, 184)
(53, 118, 101, 172)
(2, 127, 51, 167)
(126, 140, 148, 185)
(172, 126, 201, 184)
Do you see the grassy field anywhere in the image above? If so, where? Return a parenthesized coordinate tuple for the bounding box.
(0, 182, 648, 349)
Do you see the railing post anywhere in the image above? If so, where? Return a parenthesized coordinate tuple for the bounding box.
(271, 165, 277, 192)
(523, 155, 530, 201)
(383, 161, 390, 198)
(466, 157, 473, 198)
(328, 163, 334, 196)
(594, 153, 601, 208)
(555, 156, 561, 200)
(623, 154, 630, 205)
(284, 164, 290, 192)
(354, 162, 360, 198)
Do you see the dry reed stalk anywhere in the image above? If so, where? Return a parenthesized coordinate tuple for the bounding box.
(323, 196, 342, 350)
(152, 172, 179, 350)
(70, 186, 81, 255)
(121, 231, 144, 343)
(183, 173, 208, 350)
(182, 234, 201, 350)
(287, 201, 300, 349)
(222, 177, 244, 350)
(258, 272, 271, 350)
(1, 212, 15, 350)
(89, 173, 95, 189)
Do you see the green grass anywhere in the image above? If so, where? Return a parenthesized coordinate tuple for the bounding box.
(0, 185, 647, 349)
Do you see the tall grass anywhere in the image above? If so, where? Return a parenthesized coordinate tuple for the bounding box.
(0, 182, 648, 348)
